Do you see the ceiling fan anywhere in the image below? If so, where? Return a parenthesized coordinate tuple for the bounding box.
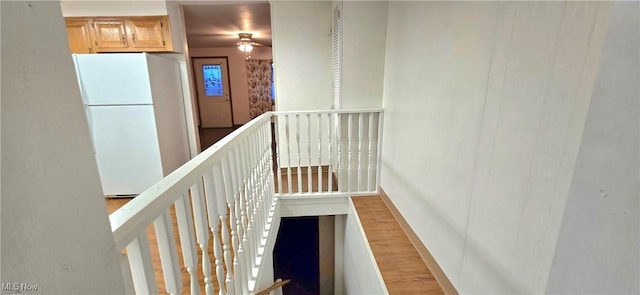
(237, 33, 263, 53)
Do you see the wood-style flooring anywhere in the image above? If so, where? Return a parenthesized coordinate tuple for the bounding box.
(352, 195, 444, 294)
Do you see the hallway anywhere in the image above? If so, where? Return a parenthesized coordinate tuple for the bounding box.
(199, 127, 240, 151)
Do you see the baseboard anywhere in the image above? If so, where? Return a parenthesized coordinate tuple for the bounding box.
(379, 188, 458, 295)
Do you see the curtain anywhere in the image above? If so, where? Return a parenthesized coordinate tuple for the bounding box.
(246, 59, 273, 119)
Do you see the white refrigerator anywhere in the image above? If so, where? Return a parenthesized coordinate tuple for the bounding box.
(73, 53, 190, 196)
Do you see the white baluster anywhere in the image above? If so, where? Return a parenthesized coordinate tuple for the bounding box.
(328, 113, 333, 192)
(222, 215, 233, 295)
(357, 113, 364, 192)
(241, 189, 254, 280)
(266, 120, 277, 208)
(336, 113, 342, 192)
(215, 161, 234, 294)
(265, 127, 274, 212)
(203, 172, 225, 295)
(367, 113, 375, 192)
(250, 163, 261, 251)
(127, 232, 159, 295)
(285, 115, 292, 195)
(244, 165, 256, 272)
(347, 113, 353, 192)
(274, 115, 283, 194)
(260, 145, 271, 221)
(248, 134, 260, 240)
(307, 114, 312, 193)
(212, 217, 225, 295)
(239, 239, 250, 293)
(295, 114, 302, 194)
(376, 112, 384, 191)
(175, 193, 200, 295)
(234, 201, 245, 295)
(318, 113, 323, 193)
(190, 181, 214, 295)
(212, 163, 228, 218)
(154, 209, 183, 295)
(223, 156, 239, 295)
(237, 139, 252, 274)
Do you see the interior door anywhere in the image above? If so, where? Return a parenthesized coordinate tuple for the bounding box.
(193, 58, 233, 128)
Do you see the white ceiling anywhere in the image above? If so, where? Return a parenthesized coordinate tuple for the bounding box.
(181, 2, 272, 48)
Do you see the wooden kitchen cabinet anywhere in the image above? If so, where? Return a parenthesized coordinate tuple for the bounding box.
(91, 19, 129, 51)
(126, 16, 171, 51)
(64, 16, 173, 53)
(65, 18, 94, 53)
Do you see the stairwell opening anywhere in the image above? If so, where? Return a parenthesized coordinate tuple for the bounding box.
(274, 216, 320, 294)
(273, 215, 338, 295)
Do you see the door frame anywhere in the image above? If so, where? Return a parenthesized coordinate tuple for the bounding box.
(191, 56, 234, 128)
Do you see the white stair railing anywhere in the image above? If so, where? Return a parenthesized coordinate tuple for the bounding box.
(272, 109, 384, 196)
(109, 113, 276, 295)
(108, 109, 383, 294)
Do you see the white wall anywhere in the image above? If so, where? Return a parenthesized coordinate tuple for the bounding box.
(1, 1, 125, 293)
(340, 1, 387, 110)
(60, 0, 168, 16)
(546, 2, 639, 293)
(270, 1, 333, 111)
(381, 1, 611, 293)
(190, 47, 273, 125)
(166, 1, 185, 53)
(343, 199, 387, 294)
(270, 1, 333, 167)
(269, 1, 386, 167)
(318, 216, 335, 295)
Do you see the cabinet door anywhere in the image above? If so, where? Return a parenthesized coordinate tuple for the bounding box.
(126, 16, 171, 51)
(91, 19, 129, 52)
(65, 19, 94, 53)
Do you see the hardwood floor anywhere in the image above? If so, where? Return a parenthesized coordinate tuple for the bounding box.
(351, 195, 444, 294)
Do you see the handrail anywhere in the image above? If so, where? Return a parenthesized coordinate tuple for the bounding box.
(109, 112, 273, 250)
(271, 108, 384, 115)
(254, 279, 291, 295)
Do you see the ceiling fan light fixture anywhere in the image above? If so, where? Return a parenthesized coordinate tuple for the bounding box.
(237, 33, 255, 59)
(238, 33, 253, 41)
(238, 43, 253, 52)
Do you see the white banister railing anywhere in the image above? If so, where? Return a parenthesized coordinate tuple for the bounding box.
(108, 109, 383, 294)
(110, 113, 276, 295)
(272, 109, 384, 196)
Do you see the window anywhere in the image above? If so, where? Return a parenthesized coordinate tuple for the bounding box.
(271, 62, 276, 100)
(202, 64, 223, 96)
